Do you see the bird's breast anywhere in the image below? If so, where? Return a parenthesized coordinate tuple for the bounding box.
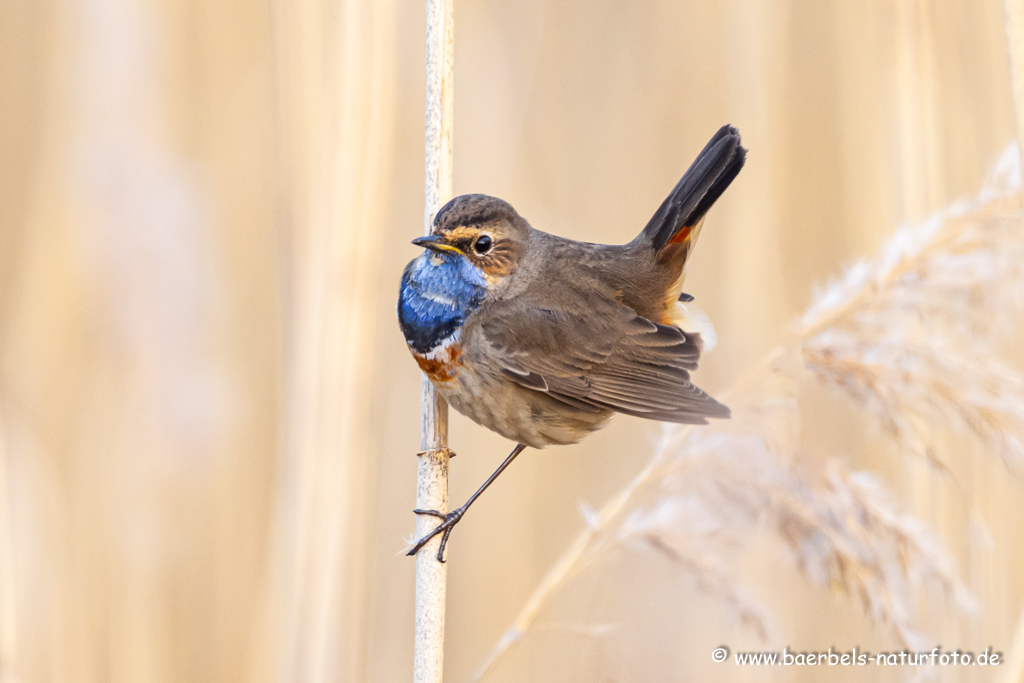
(410, 333, 464, 382)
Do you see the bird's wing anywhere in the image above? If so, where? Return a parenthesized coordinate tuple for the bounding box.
(475, 296, 729, 424)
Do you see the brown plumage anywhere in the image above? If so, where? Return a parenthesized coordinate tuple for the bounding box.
(398, 125, 746, 559)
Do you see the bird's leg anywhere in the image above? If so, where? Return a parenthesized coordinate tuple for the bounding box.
(408, 443, 528, 562)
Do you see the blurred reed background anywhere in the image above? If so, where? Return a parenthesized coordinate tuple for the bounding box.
(1, 0, 1023, 681)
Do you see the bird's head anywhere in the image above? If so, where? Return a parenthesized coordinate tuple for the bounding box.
(412, 194, 529, 288)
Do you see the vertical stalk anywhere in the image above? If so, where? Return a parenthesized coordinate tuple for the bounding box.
(999, 9, 1024, 674)
(1004, 0, 1024, 171)
(0, 420, 15, 680)
(415, 1, 454, 682)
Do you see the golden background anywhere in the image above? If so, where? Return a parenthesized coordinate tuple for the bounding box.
(1, 0, 1021, 681)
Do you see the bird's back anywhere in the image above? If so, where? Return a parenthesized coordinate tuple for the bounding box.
(507, 229, 680, 327)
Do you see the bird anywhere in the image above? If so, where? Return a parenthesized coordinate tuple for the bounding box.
(398, 125, 746, 561)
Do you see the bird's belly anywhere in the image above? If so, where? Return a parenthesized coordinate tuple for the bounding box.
(433, 362, 613, 449)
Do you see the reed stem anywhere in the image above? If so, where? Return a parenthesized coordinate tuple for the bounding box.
(1004, 0, 1024, 171)
(415, 1, 454, 682)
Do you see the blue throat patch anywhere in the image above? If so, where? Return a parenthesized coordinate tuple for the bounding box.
(398, 251, 487, 354)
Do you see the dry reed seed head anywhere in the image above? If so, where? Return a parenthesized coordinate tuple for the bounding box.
(616, 497, 777, 644)
(838, 210, 1024, 342)
(802, 144, 1024, 338)
(805, 334, 1024, 471)
(781, 463, 975, 648)
(799, 144, 1024, 473)
(613, 392, 973, 650)
(610, 408, 798, 643)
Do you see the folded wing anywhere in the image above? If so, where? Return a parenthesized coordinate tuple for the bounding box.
(477, 296, 729, 424)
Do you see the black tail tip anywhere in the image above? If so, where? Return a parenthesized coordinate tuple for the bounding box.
(638, 124, 748, 252)
(715, 124, 747, 161)
(708, 124, 741, 149)
(712, 124, 748, 164)
(717, 123, 742, 142)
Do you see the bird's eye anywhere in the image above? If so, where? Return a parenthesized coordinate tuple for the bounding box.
(473, 235, 492, 254)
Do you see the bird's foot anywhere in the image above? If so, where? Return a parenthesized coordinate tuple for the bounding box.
(407, 507, 466, 562)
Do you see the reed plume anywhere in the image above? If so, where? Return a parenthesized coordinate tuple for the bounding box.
(803, 146, 1024, 469)
(474, 144, 1024, 680)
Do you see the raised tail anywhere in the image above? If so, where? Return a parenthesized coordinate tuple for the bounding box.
(638, 125, 746, 257)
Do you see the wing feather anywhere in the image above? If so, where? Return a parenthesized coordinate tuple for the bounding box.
(476, 296, 729, 424)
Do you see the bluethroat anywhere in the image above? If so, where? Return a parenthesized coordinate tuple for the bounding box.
(399, 125, 746, 560)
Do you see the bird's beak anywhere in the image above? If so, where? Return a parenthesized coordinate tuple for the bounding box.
(412, 235, 463, 255)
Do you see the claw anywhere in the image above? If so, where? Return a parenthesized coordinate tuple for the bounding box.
(406, 443, 528, 563)
(412, 508, 447, 520)
(407, 507, 466, 562)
